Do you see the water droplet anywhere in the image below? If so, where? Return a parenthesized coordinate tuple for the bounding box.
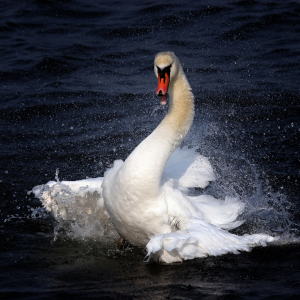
(55, 168, 60, 183)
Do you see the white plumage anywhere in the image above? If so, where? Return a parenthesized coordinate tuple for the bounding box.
(33, 52, 277, 263)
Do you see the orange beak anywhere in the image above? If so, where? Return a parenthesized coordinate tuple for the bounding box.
(156, 70, 170, 105)
(156, 72, 170, 96)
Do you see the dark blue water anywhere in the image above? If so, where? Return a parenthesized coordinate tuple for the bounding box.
(1, 0, 300, 299)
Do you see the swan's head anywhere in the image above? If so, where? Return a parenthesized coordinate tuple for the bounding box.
(154, 51, 180, 105)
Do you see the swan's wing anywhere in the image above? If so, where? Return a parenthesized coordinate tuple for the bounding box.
(32, 162, 123, 241)
(163, 180, 244, 230)
(152, 181, 277, 263)
(188, 195, 245, 230)
(32, 160, 125, 221)
(32, 177, 106, 221)
(163, 146, 215, 189)
(146, 217, 277, 263)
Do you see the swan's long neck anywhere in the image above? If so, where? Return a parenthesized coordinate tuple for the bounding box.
(160, 67, 194, 150)
(122, 66, 194, 199)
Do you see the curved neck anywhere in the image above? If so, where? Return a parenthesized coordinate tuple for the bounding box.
(160, 66, 194, 150)
(122, 67, 194, 199)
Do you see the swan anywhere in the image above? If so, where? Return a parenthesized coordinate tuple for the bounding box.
(32, 51, 277, 263)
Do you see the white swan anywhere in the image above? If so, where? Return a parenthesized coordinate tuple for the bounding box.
(32, 51, 277, 263)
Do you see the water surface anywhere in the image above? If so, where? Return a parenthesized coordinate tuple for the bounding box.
(1, 0, 300, 299)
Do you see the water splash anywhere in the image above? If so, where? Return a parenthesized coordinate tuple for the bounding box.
(31, 178, 120, 245)
(187, 116, 299, 239)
